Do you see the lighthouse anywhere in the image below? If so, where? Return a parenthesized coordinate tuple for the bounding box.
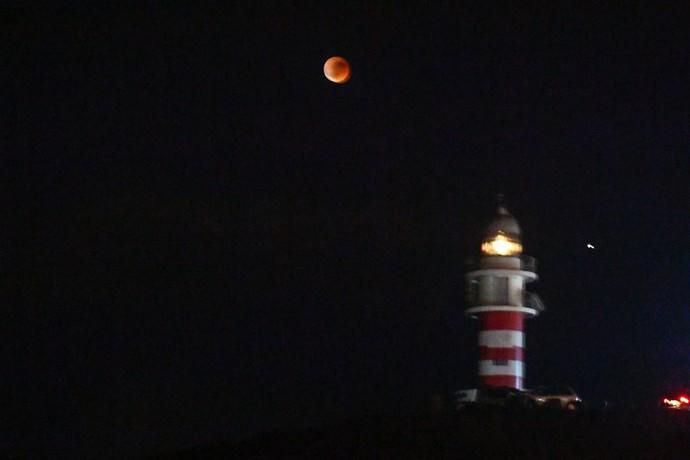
(464, 202, 544, 390)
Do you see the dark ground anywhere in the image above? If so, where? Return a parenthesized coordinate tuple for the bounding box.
(153, 406, 690, 459)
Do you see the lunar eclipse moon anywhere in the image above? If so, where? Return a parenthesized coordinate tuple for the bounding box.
(323, 56, 351, 84)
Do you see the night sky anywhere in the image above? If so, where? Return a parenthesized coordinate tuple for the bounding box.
(4, 3, 689, 455)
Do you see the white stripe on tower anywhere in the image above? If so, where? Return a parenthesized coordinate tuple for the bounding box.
(478, 330, 524, 348)
(478, 360, 524, 377)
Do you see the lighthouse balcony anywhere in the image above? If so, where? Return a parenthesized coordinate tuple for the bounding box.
(464, 305, 539, 316)
(465, 255, 537, 272)
(465, 283, 544, 316)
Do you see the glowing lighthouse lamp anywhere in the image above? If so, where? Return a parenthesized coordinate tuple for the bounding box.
(464, 203, 544, 390)
(481, 232, 522, 257)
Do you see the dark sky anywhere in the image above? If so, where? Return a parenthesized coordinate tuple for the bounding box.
(3, 2, 689, 455)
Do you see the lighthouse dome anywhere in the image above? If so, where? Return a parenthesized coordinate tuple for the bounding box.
(486, 206, 521, 239)
(481, 205, 523, 256)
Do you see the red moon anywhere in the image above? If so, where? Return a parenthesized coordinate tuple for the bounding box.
(323, 56, 351, 84)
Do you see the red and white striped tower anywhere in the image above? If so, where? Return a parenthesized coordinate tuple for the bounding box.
(464, 203, 542, 390)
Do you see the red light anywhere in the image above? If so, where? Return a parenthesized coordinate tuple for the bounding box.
(680, 396, 689, 404)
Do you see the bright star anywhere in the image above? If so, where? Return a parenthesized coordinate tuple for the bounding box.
(586, 243, 595, 249)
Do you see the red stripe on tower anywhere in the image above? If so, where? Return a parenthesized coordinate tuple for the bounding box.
(482, 375, 523, 389)
(479, 346, 524, 361)
(480, 311, 524, 331)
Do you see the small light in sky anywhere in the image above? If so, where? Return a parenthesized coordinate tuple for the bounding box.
(586, 243, 595, 249)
